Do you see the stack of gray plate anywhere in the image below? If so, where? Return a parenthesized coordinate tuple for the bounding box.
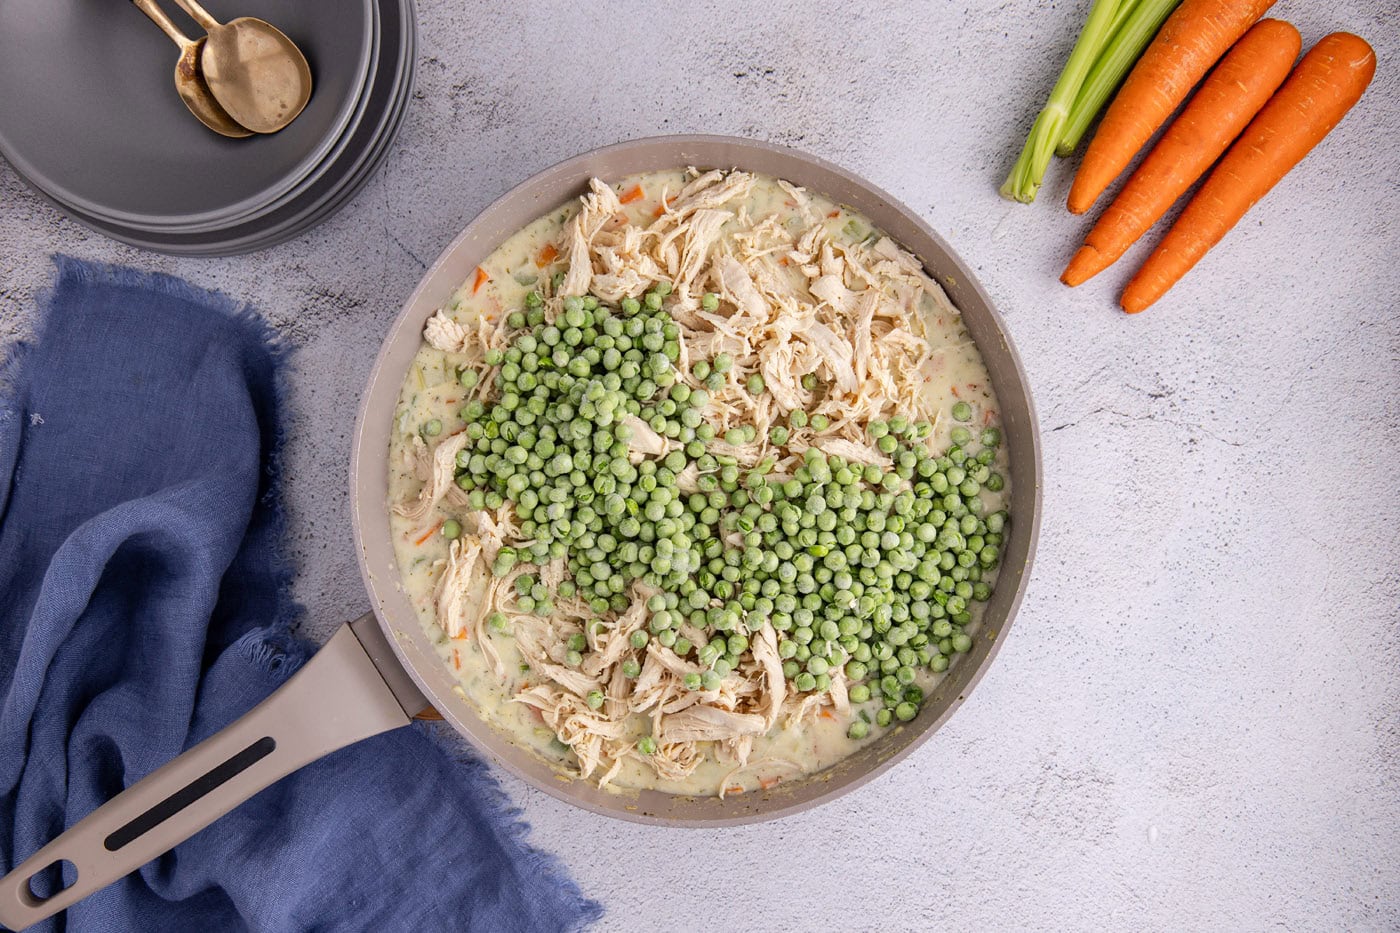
(0, 0, 415, 256)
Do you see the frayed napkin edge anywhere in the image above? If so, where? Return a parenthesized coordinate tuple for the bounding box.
(2, 255, 603, 930)
(1, 254, 306, 640)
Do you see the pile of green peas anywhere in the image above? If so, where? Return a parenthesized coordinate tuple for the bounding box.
(450, 284, 1008, 740)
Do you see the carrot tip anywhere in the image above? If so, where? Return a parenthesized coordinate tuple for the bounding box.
(1119, 289, 1152, 314)
(1062, 245, 1107, 287)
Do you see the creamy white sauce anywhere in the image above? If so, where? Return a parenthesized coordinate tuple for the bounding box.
(386, 170, 1008, 797)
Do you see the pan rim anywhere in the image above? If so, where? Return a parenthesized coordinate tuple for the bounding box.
(350, 134, 1043, 826)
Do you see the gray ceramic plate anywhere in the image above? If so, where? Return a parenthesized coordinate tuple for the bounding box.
(0, 0, 373, 228)
(125, 0, 383, 236)
(36, 0, 415, 257)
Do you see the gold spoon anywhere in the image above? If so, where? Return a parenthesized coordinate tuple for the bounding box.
(130, 0, 252, 139)
(171, 0, 312, 135)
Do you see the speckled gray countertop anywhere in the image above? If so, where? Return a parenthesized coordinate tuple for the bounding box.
(2, 1, 1397, 929)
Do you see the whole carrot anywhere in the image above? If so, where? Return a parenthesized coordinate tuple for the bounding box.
(1067, 0, 1277, 215)
(1121, 32, 1376, 313)
(1062, 19, 1300, 287)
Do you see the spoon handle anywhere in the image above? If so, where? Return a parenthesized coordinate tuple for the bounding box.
(170, 0, 223, 31)
(130, 0, 194, 50)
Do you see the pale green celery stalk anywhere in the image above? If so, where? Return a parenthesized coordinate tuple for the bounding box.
(1104, 0, 1147, 48)
(1000, 0, 1127, 204)
(1056, 0, 1183, 156)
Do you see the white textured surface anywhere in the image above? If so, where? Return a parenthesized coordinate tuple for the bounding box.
(2, 0, 1398, 928)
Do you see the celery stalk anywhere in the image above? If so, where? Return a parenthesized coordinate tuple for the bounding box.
(1001, 0, 1126, 204)
(1103, 0, 1148, 50)
(1056, 0, 1182, 156)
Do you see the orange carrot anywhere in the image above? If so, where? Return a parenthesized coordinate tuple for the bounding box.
(618, 184, 645, 204)
(535, 243, 558, 266)
(471, 266, 489, 294)
(1068, 0, 1276, 215)
(414, 520, 443, 546)
(1122, 32, 1376, 313)
(1062, 19, 1300, 286)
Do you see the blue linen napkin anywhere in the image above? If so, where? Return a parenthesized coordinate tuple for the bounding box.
(0, 256, 602, 933)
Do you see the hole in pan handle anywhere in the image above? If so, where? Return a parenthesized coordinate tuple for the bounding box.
(0, 613, 427, 931)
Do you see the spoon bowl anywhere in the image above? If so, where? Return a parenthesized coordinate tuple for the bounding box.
(174, 0, 313, 134)
(131, 0, 251, 139)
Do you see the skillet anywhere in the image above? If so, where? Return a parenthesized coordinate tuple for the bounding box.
(0, 135, 1041, 929)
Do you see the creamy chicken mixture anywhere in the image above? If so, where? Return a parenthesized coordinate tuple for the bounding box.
(387, 169, 1009, 797)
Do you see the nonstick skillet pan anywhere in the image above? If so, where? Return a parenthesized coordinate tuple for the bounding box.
(0, 135, 1041, 929)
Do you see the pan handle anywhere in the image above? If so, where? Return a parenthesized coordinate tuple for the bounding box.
(0, 613, 426, 931)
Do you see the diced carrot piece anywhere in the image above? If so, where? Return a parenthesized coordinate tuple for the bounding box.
(536, 243, 558, 266)
(471, 266, 490, 294)
(619, 184, 645, 204)
(414, 520, 443, 546)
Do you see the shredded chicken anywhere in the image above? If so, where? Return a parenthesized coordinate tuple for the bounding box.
(560, 179, 625, 297)
(716, 734, 755, 768)
(515, 685, 628, 779)
(473, 507, 512, 565)
(393, 433, 468, 525)
(514, 617, 602, 698)
(749, 625, 786, 729)
(828, 668, 851, 717)
(621, 415, 669, 459)
(474, 578, 507, 678)
(540, 558, 566, 590)
(673, 210, 730, 296)
(852, 289, 878, 386)
(582, 600, 648, 678)
(783, 692, 827, 729)
(658, 705, 767, 744)
(815, 436, 889, 468)
(404, 434, 430, 481)
(435, 537, 482, 639)
(424, 310, 470, 353)
(801, 320, 858, 393)
(714, 255, 769, 321)
(648, 741, 702, 781)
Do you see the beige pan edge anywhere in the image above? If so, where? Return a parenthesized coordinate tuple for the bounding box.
(350, 134, 1043, 827)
